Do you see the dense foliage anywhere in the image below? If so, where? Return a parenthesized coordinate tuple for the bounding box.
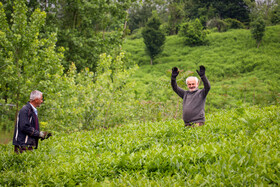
(1, 0, 136, 72)
(179, 19, 208, 46)
(54, 0, 133, 72)
(1, 105, 279, 185)
(142, 14, 166, 64)
(0, 0, 63, 116)
(128, 0, 252, 34)
(0, 1, 141, 133)
(128, 2, 155, 33)
(0, 1, 279, 185)
(1, 0, 279, 133)
(271, 0, 280, 24)
(196, 0, 250, 23)
(250, 16, 266, 48)
(245, 0, 280, 25)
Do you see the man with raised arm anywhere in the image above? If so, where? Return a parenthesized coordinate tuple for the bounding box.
(13, 90, 51, 153)
(171, 66, 211, 127)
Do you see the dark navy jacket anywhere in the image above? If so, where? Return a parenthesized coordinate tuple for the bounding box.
(13, 102, 41, 148)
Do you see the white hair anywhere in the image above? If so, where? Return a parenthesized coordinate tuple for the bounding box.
(186, 76, 199, 84)
(30, 90, 43, 101)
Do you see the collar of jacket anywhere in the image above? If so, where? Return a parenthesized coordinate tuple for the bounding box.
(26, 102, 35, 114)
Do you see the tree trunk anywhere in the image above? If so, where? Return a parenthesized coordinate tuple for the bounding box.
(103, 29, 105, 40)
(15, 51, 20, 126)
(150, 58, 153, 65)
(45, 0, 47, 11)
(122, 10, 128, 38)
(73, 11, 77, 29)
(257, 40, 261, 48)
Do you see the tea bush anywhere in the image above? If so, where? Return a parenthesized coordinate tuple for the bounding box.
(179, 19, 208, 46)
(1, 105, 279, 186)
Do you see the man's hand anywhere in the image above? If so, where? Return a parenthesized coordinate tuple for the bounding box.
(39, 131, 52, 140)
(196, 65, 205, 77)
(39, 131, 48, 139)
(45, 132, 52, 139)
(172, 67, 179, 78)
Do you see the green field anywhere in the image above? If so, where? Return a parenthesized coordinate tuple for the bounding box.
(1, 24, 280, 186)
(123, 25, 280, 110)
(1, 105, 279, 186)
(1, 1, 280, 186)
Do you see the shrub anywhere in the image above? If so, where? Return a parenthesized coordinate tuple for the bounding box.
(142, 14, 166, 65)
(224, 18, 245, 29)
(127, 28, 143, 40)
(271, 7, 280, 25)
(250, 16, 266, 48)
(206, 17, 229, 32)
(179, 19, 208, 46)
(160, 22, 171, 36)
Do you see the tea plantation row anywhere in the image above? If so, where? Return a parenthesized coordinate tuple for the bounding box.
(0, 105, 279, 186)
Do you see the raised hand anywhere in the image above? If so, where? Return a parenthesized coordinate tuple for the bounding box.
(45, 132, 52, 139)
(172, 67, 179, 78)
(196, 65, 205, 77)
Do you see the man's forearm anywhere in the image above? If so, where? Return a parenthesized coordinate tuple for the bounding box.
(201, 75, 210, 92)
(171, 78, 177, 93)
(171, 77, 185, 98)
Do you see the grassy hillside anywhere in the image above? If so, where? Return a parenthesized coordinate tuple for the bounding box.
(123, 25, 280, 110)
(1, 26, 279, 186)
(1, 105, 279, 186)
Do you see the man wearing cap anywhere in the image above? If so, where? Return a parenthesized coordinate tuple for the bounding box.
(171, 66, 211, 127)
(13, 90, 51, 153)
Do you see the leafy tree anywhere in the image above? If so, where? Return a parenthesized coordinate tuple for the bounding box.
(128, 2, 155, 33)
(270, 0, 280, 25)
(213, 0, 249, 23)
(142, 14, 166, 65)
(254, 0, 277, 24)
(39, 51, 139, 132)
(184, 0, 250, 25)
(54, 0, 135, 72)
(244, 0, 279, 25)
(271, 5, 280, 24)
(122, 0, 251, 36)
(127, 0, 169, 33)
(0, 0, 63, 116)
(250, 16, 266, 48)
(1, 0, 136, 73)
(166, 2, 185, 35)
(179, 18, 208, 46)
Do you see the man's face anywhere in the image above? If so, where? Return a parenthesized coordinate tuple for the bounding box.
(34, 94, 44, 108)
(187, 78, 199, 92)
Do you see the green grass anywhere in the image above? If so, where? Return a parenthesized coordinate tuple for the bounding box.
(1, 105, 279, 186)
(124, 26, 280, 74)
(123, 25, 280, 109)
(1, 25, 280, 186)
